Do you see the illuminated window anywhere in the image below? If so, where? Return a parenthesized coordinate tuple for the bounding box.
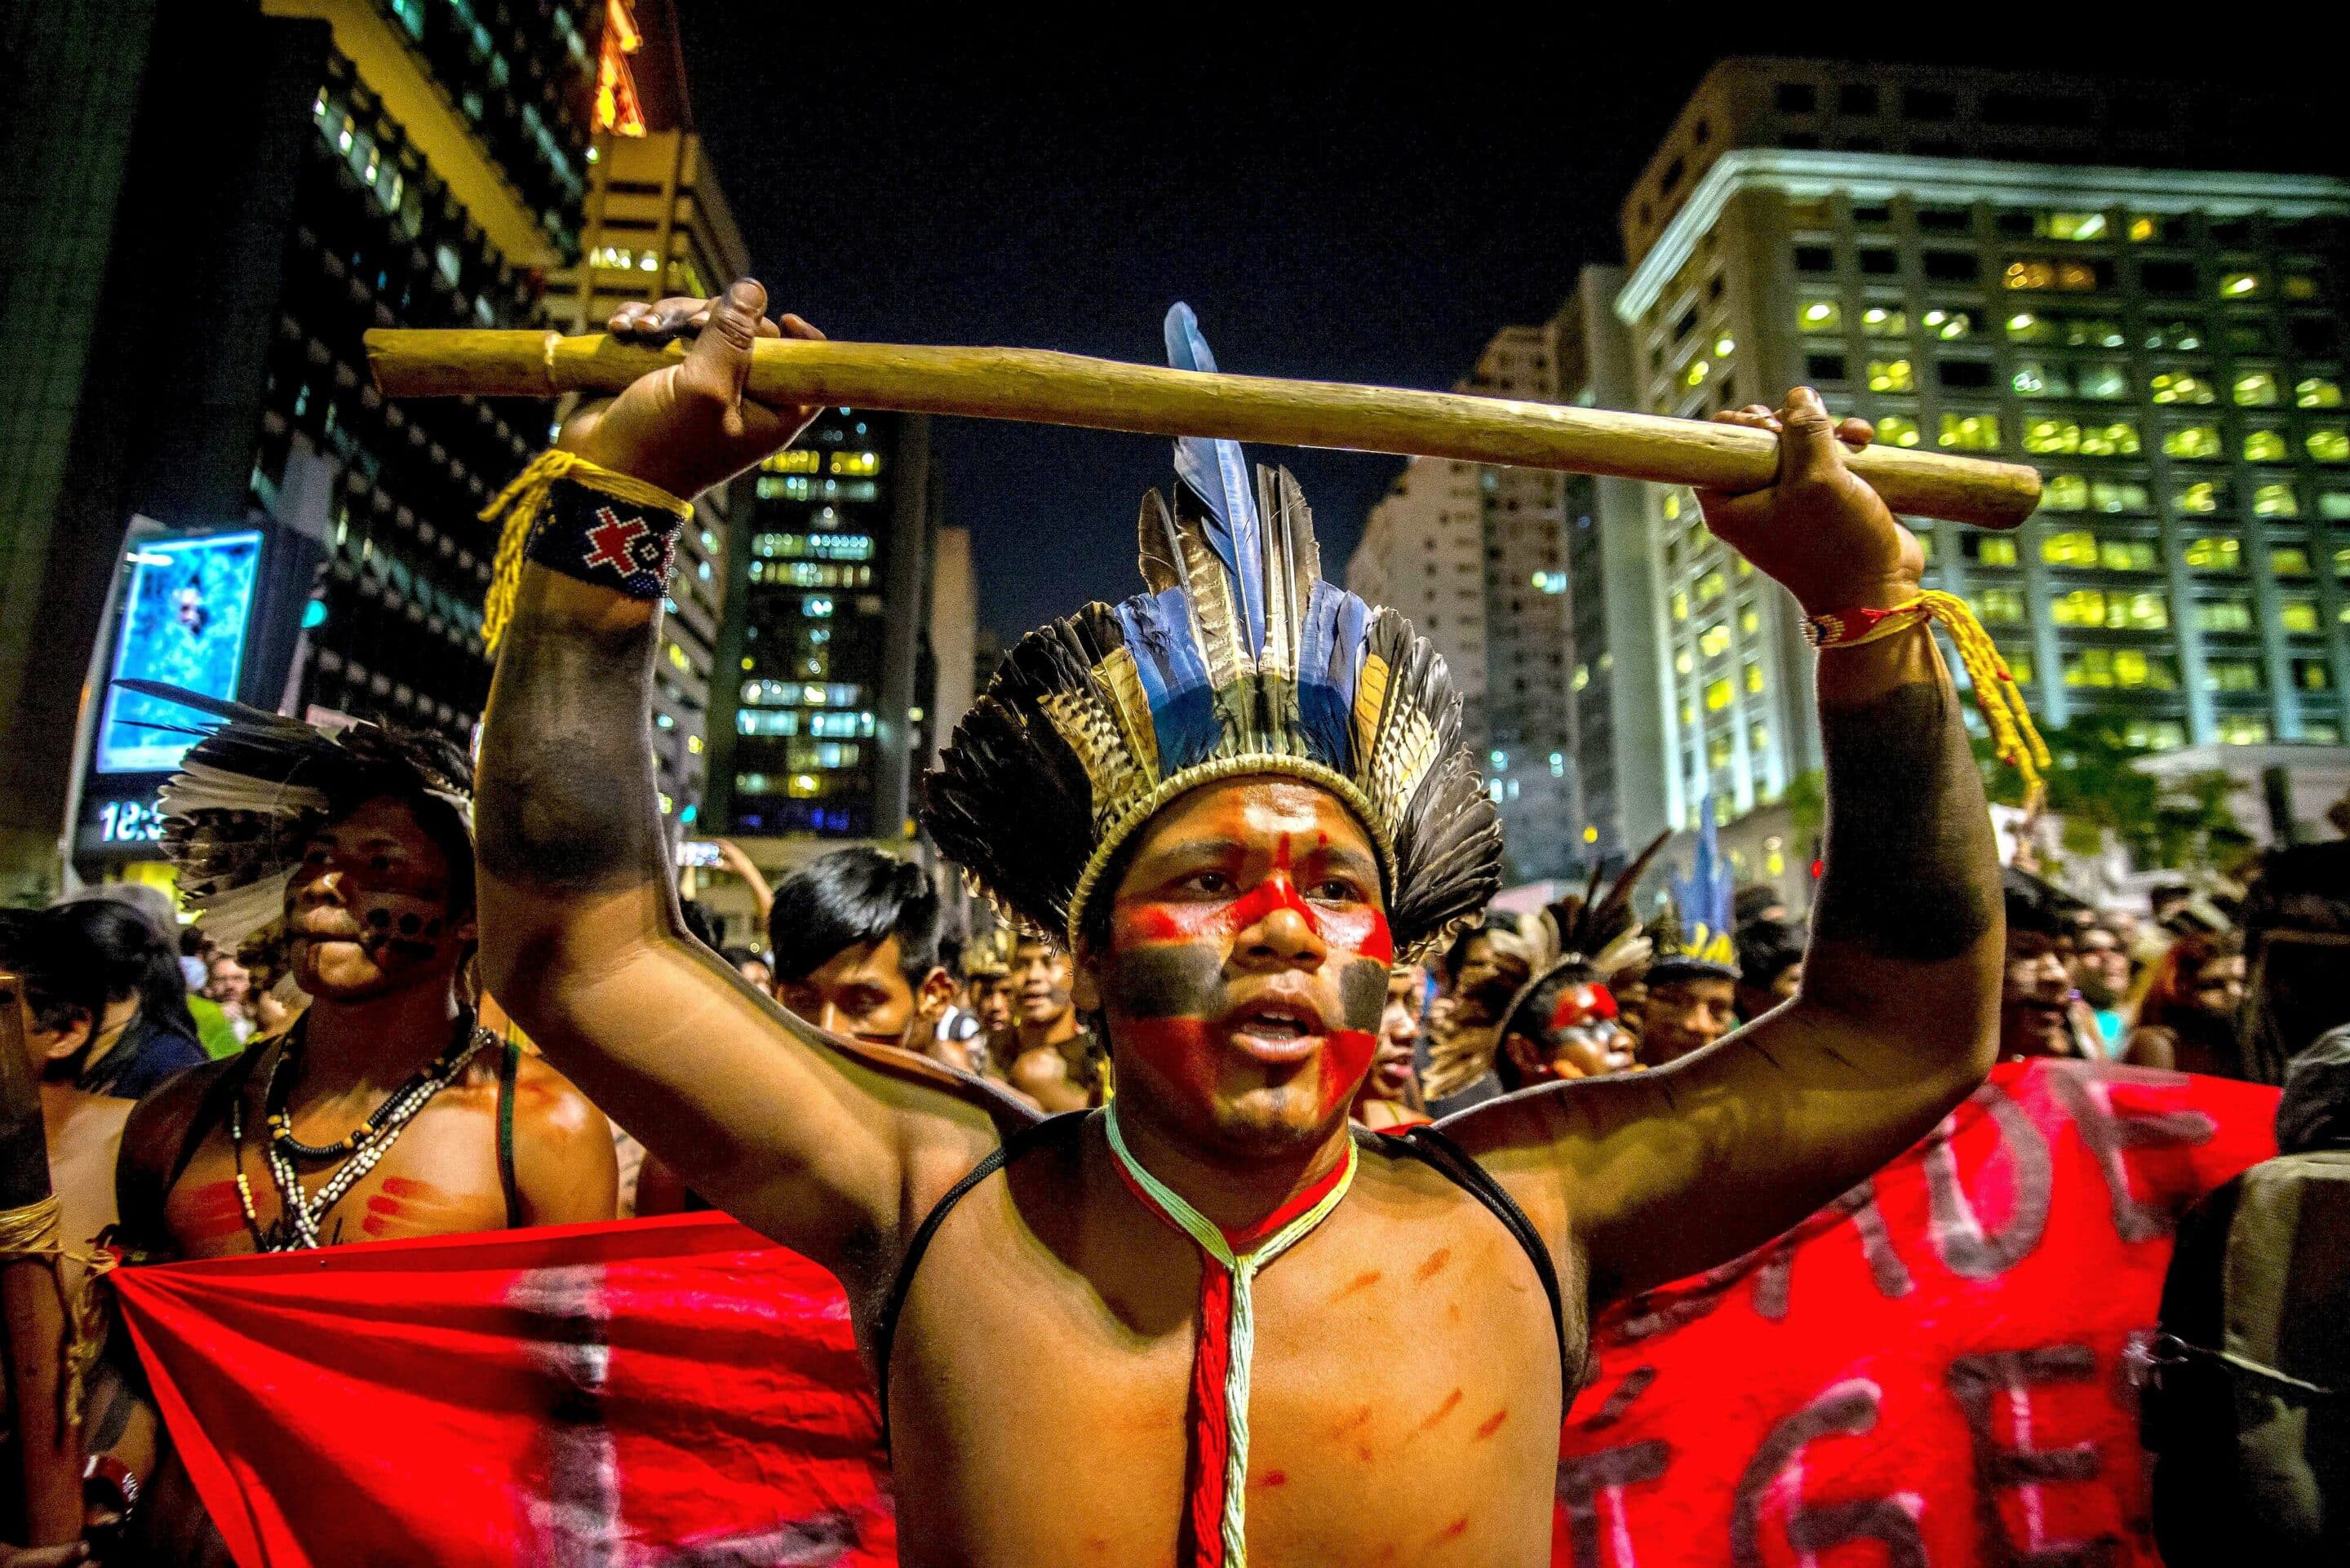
(1974, 536, 2019, 568)
(2092, 481, 2150, 513)
(1939, 412, 2002, 451)
(2001, 646, 2037, 685)
(2296, 376, 2343, 409)
(2042, 530, 2099, 567)
(1920, 308, 1976, 340)
(2185, 536, 2242, 574)
(2280, 596, 2321, 634)
(1672, 591, 1689, 622)
(2309, 427, 2350, 463)
(2232, 370, 2281, 406)
(1674, 648, 1693, 675)
(2010, 361, 2065, 397)
(2051, 589, 2167, 629)
(2003, 259, 2102, 292)
(2127, 215, 2164, 243)
(2005, 311, 2049, 342)
(2245, 429, 2290, 463)
(2218, 271, 2262, 299)
(1744, 661, 1765, 693)
(1739, 605, 1761, 634)
(1860, 305, 1906, 337)
(2215, 715, 2270, 746)
(2041, 473, 2088, 511)
(2203, 659, 2264, 693)
(1975, 587, 2026, 624)
(1875, 414, 1921, 448)
(2254, 484, 2300, 518)
(1696, 570, 1728, 605)
(2037, 210, 2108, 241)
(1683, 358, 1710, 388)
(1705, 677, 1733, 711)
(762, 450, 822, 473)
(1699, 624, 1731, 658)
(1797, 299, 1842, 333)
(2023, 419, 2081, 455)
(1708, 733, 1732, 768)
(1866, 358, 1913, 392)
(2103, 538, 2160, 571)
(2149, 370, 2215, 405)
(830, 450, 881, 476)
(2272, 547, 2313, 578)
(2197, 595, 2254, 631)
(2064, 649, 2175, 689)
(2173, 481, 2222, 514)
(2163, 425, 2224, 461)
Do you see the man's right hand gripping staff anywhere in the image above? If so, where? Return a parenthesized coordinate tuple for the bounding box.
(473, 281, 2002, 1567)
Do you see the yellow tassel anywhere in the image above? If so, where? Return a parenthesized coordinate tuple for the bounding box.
(1810, 590, 2052, 803)
(477, 450, 693, 652)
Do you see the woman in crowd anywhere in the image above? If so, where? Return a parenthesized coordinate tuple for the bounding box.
(2126, 929, 2248, 1078)
(38, 900, 205, 1102)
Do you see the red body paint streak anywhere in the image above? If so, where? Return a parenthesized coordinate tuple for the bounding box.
(1439, 1517, 1470, 1540)
(1256, 1470, 1288, 1489)
(1333, 1405, 1374, 1437)
(1335, 1269, 1383, 1300)
(174, 1180, 252, 1243)
(1417, 1388, 1464, 1431)
(1474, 1408, 1510, 1441)
(1414, 1247, 1452, 1282)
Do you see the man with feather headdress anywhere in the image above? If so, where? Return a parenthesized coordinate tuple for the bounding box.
(470, 280, 2005, 1566)
(86, 700, 617, 1557)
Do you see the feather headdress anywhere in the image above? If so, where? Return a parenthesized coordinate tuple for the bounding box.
(118, 680, 474, 950)
(923, 305, 1502, 959)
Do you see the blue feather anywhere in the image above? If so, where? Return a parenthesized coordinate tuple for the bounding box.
(1294, 581, 1358, 766)
(1164, 303, 1266, 657)
(1117, 590, 1222, 772)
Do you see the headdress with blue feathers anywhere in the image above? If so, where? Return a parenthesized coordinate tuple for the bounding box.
(923, 306, 1502, 958)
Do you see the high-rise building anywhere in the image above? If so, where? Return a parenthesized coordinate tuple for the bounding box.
(1609, 59, 2350, 893)
(1551, 265, 1670, 870)
(0, 0, 599, 899)
(716, 410, 937, 849)
(1346, 327, 1581, 882)
(544, 37, 752, 823)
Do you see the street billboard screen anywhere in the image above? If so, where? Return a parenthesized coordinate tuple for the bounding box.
(95, 529, 264, 774)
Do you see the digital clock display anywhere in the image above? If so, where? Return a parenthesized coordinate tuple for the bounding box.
(95, 796, 166, 845)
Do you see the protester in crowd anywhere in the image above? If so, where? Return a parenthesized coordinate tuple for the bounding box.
(1351, 963, 1430, 1130)
(1997, 884, 2091, 1061)
(761, 848, 962, 1070)
(1495, 965, 1637, 1090)
(1637, 953, 1739, 1066)
(1419, 923, 1531, 1111)
(201, 954, 255, 1047)
(1733, 919, 1806, 1025)
(37, 899, 205, 1102)
(2127, 930, 2249, 1078)
(0, 911, 130, 1273)
(2068, 919, 2133, 1056)
(1733, 884, 1789, 928)
(993, 935, 1104, 1112)
(720, 945, 774, 995)
(171, 928, 242, 1061)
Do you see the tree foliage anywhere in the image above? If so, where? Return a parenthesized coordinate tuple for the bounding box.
(1975, 720, 2251, 872)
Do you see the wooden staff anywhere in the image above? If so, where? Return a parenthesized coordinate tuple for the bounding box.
(366, 330, 2041, 529)
(0, 971, 81, 1548)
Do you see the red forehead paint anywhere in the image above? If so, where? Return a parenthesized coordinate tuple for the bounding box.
(1548, 982, 1618, 1033)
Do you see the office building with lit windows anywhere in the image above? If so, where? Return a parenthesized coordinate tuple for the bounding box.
(0, 0, 600, 897)
(546, 27, 752, 822)
(1609, 58, 2350, 893)
(720, 410, 937, 848)
(1346, 326, 1582, 882)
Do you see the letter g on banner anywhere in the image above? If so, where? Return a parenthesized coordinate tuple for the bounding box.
(1731, 1379, 1927, 1568)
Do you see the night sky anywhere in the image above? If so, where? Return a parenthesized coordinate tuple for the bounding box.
(672, 24, 2331, 644)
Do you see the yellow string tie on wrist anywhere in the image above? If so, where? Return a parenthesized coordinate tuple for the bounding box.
(1804, 589, 2052, 799)
(478, 449, 693, 653)
(0, 1192, 118, 1429)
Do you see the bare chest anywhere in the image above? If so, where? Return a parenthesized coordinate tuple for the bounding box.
(885, 1171, 1572, 1568)
(166, 1087, 509, 1257)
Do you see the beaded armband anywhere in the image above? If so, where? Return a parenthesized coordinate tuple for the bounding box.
(478, 450, 694, 650)
(1804, 587, 2051, 795)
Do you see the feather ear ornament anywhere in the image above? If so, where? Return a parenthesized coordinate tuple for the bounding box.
(924, 305, 1501, 960)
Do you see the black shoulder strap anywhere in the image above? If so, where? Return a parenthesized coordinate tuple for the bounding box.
(875, 1110, 1089, 1452)
(497, 1039, 522, 1229)
(1367, 1121, 1567, 1385)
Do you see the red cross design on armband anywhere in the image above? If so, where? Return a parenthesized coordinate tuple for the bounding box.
(583, 507, 652, 575)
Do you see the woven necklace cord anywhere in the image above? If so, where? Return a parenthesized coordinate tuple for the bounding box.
(1102, 1101, 1358, 1568)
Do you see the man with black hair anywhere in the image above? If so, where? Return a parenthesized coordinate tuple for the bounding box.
(2000, 883, 2082, 1060)
(768, 847, 960, 1065)
(994, 935, 1104, 1111)
(1734, 919, 1807, 1025)
(1637, 954, 1739, 1066)
(1496, 967, 1636, 1090)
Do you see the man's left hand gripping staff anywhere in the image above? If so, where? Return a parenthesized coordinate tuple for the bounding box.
(475, 280, 1029, 1303)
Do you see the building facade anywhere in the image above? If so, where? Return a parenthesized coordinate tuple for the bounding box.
(0, 0, 599, 898)
(718, 410, 936, 850)
(546, 123, 752, 822)
(1609, 59, 2350, 890)
(1346, 327, 1581, 881)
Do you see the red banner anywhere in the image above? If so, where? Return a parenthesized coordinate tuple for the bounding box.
(1554, 1059, 2279, 1567)
(116, 1061, 2277, 1567)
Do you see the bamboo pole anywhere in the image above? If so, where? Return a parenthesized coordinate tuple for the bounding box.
(366, 329, 2042, 529)
(0, 972, 81, 1548)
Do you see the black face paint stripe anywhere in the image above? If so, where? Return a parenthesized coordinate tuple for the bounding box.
(1106, 946, 1226, 1019)
(1339, 958, 1389, 1031)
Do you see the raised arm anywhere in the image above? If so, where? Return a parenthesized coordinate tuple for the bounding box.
(1453, 388, 2002, 1300)
(475, 281, 1028, 1290)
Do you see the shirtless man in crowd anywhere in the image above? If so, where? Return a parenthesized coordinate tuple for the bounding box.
(475, 280, 2001, 1565)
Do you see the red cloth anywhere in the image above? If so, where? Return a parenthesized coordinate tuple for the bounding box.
(115, 1061, 2277, 1567)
